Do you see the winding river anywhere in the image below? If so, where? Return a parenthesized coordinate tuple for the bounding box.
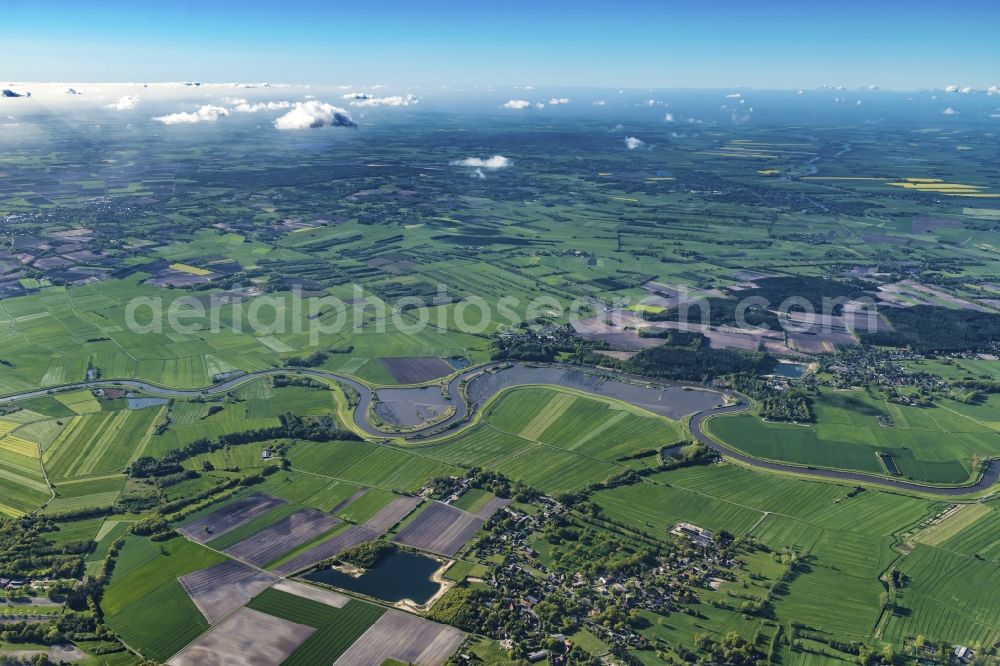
(1, 362, 995, 496)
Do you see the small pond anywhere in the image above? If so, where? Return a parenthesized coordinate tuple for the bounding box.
(446, 356, 471, 369)
(302, 550, 442, 604)
(769, 363, 807, 379)
(126, 396, 169, 410)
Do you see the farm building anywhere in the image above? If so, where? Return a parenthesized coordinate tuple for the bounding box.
(671, 522, 714, 547)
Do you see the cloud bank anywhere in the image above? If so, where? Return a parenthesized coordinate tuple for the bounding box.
(343, 93, 418, 107)
(451, 155, 511, 169)
(153, 104, 229, 124)
(232, 100, 292, 112)
(502, 99, 530, 109)
(107, 95, 139, 110)
(273, 101, 356, 130)
(624, 137, 646, 150)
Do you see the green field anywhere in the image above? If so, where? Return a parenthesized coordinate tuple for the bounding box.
(103, 536, 226, 662)
(593, 462, 943, 642)
(707, 387, 998, 484)
(246, 588, 385, 665)
(2, 100, 1000, 661)
(0, 446, 50, 515)
(333, 446, 463, 493)
(885, 545, 1000, 646)
(410, 386, 684, 493)
(43, 407, 160, 479)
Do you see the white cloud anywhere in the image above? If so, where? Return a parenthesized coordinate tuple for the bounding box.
(223, 96, 248, 105)
(797, 90, 805, 95)
(945, 84, 959, 93)
(942, 107, 958, 115)
(107, 95, 139, 111)
(866, 84, 879, 91)
(534, 102, 545, 109)
(472, 168, 486, 180)
(990, 113, 1000, 119)
(347, 93, 418, 107)
(273, 101, 356, 130)
(153, 104, 228, 124)
(502, 99, 530, 109)
(451, 155, 511, 169)
(548, 97, 570, 105)
(233, 100, 292, 112)
(988, 85, 999, 96)
(592, 99, 606, 106)
(624, 137, 646, 150)
(725, 93, 742, 99)
(664, 113, 675, 122)
(960, 86, 975, 94)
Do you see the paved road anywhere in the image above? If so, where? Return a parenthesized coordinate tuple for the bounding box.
(2, 363, 996, 496)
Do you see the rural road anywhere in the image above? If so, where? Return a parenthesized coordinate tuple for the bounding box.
(2, 362, 996, 496)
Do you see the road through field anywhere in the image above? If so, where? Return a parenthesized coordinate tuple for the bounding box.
(1, 362, 997, 496)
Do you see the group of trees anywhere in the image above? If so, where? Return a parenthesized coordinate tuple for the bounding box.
(642, 297, 781, 332)
(576, 336, 776, 383)
(860, 305, 1000, 353)
(489, 326, 582, 362)
(129, 412, 357, 478)
(0, 517, 85, 580)
(333, 540, 394, 569)
(730, 375, 814, 423)
(692, 631, 761, 666)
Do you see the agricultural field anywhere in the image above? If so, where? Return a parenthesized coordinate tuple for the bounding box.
(223, 507, 341, 567)
(102, 536, 227, 662)
(884, 545, 1000, 647)
(272, 495, 421, 576)
(392, 501, 487, 556)
(410, 386, 684, 493)
(241, 589, 388, 666)
(0, 445, 50, 516)
(707, 387, 998, 484)
(590, 462, 948, 644)
(178, 493, 288, 544)
(43, 406, 160, 479)
(178, 560, 278, 624)
(45, 474, 127, 514)
(2, 87, 1000, 665)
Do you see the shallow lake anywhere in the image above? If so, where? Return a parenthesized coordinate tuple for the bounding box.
(126, 396, 169, 410)
(769, 363, 807, 379)
(466, 364, 723, 419)
(302, 549, 442, 604)
(373, 386, 451, 427)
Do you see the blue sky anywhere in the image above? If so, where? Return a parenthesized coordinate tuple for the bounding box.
(4, 0, 998, 89)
